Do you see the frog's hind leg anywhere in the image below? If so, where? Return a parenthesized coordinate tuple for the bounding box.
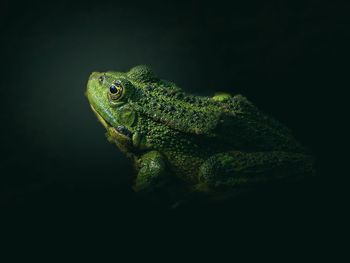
(197, 151, 314, 189)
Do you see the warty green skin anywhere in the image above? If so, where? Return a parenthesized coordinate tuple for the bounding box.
(86, 65, 314, 196)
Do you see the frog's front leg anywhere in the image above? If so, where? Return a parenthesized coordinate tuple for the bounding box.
(133, 150, 168, 192)
(198, 151, 314, 189)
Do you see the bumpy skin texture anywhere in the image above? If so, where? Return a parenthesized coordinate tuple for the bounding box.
(86, 65, 314, 197)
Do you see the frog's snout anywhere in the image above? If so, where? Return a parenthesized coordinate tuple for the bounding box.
(86, 72, 99, 98)
(89, 71, 100, 80)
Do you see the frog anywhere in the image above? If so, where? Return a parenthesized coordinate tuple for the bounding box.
(86, 65, 314, 199)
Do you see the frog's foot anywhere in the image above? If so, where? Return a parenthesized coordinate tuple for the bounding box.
(133, 151, 167, 192)
(198, 151, 315, 189)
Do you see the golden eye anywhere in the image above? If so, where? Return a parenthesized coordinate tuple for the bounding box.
(108, 81, 124, 101)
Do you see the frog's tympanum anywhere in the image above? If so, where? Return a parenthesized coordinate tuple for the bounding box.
(86, 65, 314, 199)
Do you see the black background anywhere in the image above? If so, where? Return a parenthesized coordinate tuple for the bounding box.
(0, 0, 346, 253)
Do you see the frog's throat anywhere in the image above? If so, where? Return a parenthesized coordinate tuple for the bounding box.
(90, 104, 110, 130)
(90, 104, 132, 141)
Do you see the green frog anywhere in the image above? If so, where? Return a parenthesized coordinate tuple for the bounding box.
(86, 65, 314, 198)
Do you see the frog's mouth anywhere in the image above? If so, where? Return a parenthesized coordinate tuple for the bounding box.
(90, 104, 133, 139)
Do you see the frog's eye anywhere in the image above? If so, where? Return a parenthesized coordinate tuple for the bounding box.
(108, 80, 124, 101)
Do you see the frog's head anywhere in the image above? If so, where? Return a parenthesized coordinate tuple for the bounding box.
(86, 65, 158, 151)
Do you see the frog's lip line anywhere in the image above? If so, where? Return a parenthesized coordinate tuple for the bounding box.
(90, 104, 131, 139)
(90, 104, 111, 129)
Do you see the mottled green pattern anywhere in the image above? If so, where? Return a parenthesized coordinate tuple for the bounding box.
(86, 65, 314, 196)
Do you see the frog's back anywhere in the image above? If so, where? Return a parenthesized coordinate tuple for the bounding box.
(214, 94, 306, 153)
(129, 79, 304, 153)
